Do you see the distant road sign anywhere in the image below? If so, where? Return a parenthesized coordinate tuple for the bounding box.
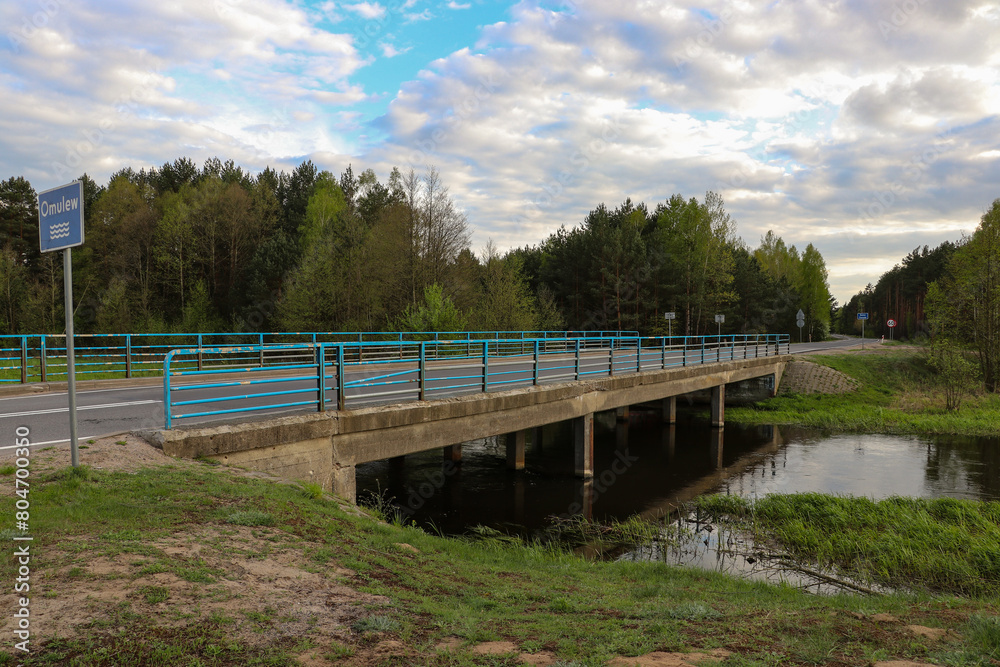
(887, 319, 897, 328)
(714, 314, 725, 324)
(857, 313, 869, 320)
(796, 309, 805, 320)
(38, 181, 84, 252)
(796, 319, 805, 328)
(664, 312, 676, 320)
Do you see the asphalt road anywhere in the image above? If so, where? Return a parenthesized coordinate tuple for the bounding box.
(0, 336, 867, 453)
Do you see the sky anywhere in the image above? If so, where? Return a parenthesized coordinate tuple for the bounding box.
(2, 0, 999, 304)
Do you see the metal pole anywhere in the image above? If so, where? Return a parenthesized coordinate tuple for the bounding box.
(336, 345, 346, 410)
(125, 334, 132, 378)
(316, 343, 326, 412)
(163, 351, 173, 429)
(64, 249, 79, 467)
(419, 342, 426, 400)
(482, 341, 489, 392)
(20, 336, 27, 384)
(533, 339, 539, 386)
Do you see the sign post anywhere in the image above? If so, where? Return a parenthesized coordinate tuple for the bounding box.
(38, 181, 84, 468)
(796, 308, 805, 343)
(857, 312, 869, 350)
(664, 311, 675, 339)
(887, 319, 897, 342)
(714, 313, 724, 338)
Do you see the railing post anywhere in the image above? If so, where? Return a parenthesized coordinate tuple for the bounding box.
(197, 334, 204, 371)
(163, 351, 173, 429)
(259, 333, 265, 367)
(533, 339, 539, 386)
(636, 338, 642, 373)
(336, 345, 346, 411)
(661, 336, 666, 370)
(717, 336, 721, 363)
(419, 342, 426, 400)
(575, 339, 581, 381)
(316, 343, 326, 412)
(20, 336, 27, 384)
(609, 339, 615, 376)
(125, 334, 132, 378)
(482, 341, 489, 392)
(40, 335, 47, 382)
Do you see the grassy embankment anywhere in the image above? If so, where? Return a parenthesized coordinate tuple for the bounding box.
(2, 454, 999, 666)
(727, 343, 1000, 436)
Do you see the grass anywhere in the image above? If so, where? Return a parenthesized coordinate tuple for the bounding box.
(2, 461, 999, 665)
(695, 493, 1000, 597)
(727, 346, 1000, 436)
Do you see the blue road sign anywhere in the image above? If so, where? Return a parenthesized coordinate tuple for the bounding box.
(38, 181, 84, 253)
(857, 313, 869, 320)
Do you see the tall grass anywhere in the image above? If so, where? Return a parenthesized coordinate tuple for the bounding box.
(696, 493, 1000, 597)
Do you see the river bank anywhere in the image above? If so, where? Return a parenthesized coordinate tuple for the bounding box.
(728, 343, 1000, 436)
(1, 435, 998, 666)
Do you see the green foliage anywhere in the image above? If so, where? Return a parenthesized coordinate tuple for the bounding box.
(927, 200, 1000, 391)
(926, 339, 980, 410)
(394, 283, 467, 332)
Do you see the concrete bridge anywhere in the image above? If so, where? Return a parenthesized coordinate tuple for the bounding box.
(151, 354, 787, 502)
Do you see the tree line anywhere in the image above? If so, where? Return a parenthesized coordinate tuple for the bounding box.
(0, 157, 833, 339)
(833, 199, 1000, 393)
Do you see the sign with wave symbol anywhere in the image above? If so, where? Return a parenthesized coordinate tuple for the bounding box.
(49, 221, 71, 240)
(38, 181, 84, 252)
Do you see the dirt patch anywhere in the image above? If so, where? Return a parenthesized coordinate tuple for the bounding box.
(0, 522, 390, 651)
(0, 432, 186, 480)
(906, 625, 953, 642)
(609, 649, 730, 666)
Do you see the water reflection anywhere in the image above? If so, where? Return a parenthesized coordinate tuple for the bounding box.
(356, 408, 1000, 537)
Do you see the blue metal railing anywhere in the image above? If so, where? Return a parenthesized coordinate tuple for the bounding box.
(0, 330, 637, 385)
(162, 334, 790, 428)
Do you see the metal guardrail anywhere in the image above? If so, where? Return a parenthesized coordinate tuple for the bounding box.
(0, 330, 635, 385)
(162, 334, 790, 429)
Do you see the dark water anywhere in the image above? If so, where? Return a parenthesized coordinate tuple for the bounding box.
(355, 407, 1000, 536)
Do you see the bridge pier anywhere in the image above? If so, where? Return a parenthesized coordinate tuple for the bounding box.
(616, 406, 630, 421)
(661, 396, 676, 424)
(444, 444, 463, 462)
(574, 413, 594, 478)
(711, 385, 725, 427)
(505, 430, 526, 470)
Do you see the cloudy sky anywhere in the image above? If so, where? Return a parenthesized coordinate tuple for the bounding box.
(2, 0, 999, 302)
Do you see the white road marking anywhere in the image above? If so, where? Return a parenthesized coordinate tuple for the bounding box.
(0, 400, 160, 419)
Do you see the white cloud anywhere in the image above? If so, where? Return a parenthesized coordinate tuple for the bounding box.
(364, 0, 1000, 302)
(3, 0, 999, 304)
(380, 42, 411, 57)
(343, 2, 386, 20)
(0, 0, 368, 185)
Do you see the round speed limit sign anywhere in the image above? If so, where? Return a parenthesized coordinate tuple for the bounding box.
(887, 319, 897, 328)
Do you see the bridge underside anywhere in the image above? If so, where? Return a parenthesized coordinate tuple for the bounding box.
(150, 356, 786, 502)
